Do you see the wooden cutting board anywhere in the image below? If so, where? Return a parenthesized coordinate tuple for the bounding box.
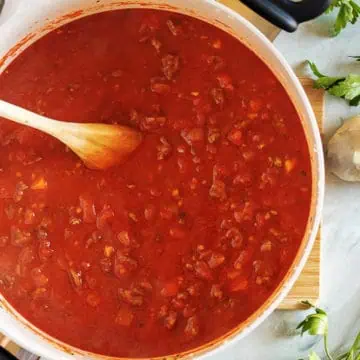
(278, 78, 324, 310)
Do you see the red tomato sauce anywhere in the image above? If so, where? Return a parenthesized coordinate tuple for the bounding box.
(0, 9, 312, 358)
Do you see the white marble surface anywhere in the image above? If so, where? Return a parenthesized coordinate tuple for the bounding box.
(206, 14, 360, 360)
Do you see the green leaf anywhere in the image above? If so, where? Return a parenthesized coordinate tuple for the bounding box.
(314, 77, 344, 89)
(309, 351, 321, 360)
(332, 1, 354, 36)
(297, 303, 360, 360)
(350, 0, 360, 23)
(345, 330, 360, 360)
(307, 61, 360, 106)
(326, 0, 360, 36)
(349, 56, 360, 62)
(328, 74, 360, 100)
(326, 0, 343, 13)
(350, 94, 360, 106)
(297, 302, 328, 336)
(307, 61, 327, 78)
(346, 349, 354, 360)
(307, 61, 344, 89)
(332, 2, 349, 36)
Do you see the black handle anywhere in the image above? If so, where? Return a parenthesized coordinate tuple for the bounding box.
(0, 0, 4, 15)
(240, 0, 331, 32)
(0, 347, 18, 360)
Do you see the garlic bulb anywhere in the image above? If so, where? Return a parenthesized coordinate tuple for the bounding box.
(328, 116, 360, 182)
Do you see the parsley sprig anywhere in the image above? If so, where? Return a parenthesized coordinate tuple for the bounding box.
(326, 0, 360, 36)
(307, 61, 360, 106)
(297, 301, 332, 360)
(297, 301, 360, 360)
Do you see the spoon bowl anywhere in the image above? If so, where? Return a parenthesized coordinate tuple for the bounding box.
(0, 100, 143, 170)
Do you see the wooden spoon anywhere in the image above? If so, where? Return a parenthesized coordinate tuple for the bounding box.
(327, 115, 360, 181)
(0, 100, 143, 170)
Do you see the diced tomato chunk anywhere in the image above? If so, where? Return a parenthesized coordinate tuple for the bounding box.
(86, 292, 101, 307)
(160, 280, 180, 297)
(116, 307, 134, 326)
(227, 129, 243, 146)
(0, 235, 9, 247)
(228, 275, 249, 292)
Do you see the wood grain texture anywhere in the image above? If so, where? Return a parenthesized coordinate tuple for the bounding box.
(216, 0, 280, 40)
(278, 78, 324, 310)
(0, 333, 20, 356)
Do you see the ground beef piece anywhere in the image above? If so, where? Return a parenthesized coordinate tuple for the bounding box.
(68, 269, 83, 289)
(162, 54, 180, 80)
(184, 316, 200, 338)
(209, 180, 227, 201)
(207, 55, 225, 70)
(210, 88, 225, 108)
(194, 261, 212, 281)
(208, 128, 221, 144)
(207, 252, 225, 269)
(210, 284, 223, 299)
(140, 116, 167, 132)
(114, 250, 138, 278)
(181, 128, 204, 147)
(118, 288, 143, 306)
(164, 310, 178, 330)
(17, 246, 35, 277)
(11, 226, 32, 247)
(157, 137, 172, 160)
(13, 181, 28, 203)
(167, 19, 181, 36)
(100, 257, 112, 273)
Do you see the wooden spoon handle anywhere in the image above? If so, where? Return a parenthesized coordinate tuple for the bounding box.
(0, 100, 63, 136)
